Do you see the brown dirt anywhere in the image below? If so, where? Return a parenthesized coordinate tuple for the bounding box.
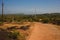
(0, 22, 60, 40)
(27, 22, 60, 40)
(0, 22, 31, 29)
(0, 22, 32, 40)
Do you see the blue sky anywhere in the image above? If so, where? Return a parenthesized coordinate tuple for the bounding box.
(0, 0, 60, 14)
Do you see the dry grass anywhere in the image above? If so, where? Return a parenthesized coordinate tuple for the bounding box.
(0, 22, 60, 40)
(0, 22, 34, 40)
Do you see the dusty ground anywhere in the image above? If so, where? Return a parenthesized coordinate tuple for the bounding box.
(0, 22, 31, 29)
(27, 22, 60, 40)
(0, 22, 33, 40)
(0, 22, 60, 40)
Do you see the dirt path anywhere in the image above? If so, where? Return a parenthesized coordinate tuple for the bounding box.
(27, 22, 60, 40)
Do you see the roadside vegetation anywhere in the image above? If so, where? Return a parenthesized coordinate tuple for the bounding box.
(0, 25, 30, 40)
(0, 13, 60, 40)
(0, 13, 60, 25)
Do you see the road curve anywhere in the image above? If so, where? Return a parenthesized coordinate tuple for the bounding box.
(27, 22, 60, 40)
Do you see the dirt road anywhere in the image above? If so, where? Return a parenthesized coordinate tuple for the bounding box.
(27, 22, 60, 40)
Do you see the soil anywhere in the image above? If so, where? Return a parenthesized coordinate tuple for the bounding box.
(27, 22, 60, 40)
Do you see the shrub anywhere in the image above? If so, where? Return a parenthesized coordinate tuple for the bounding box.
(52, 20, 60, 25)
(7, 26, 17, 30)
(8, 30, 20, 40)
(0, 22, 3, 26)
(41, 19, 49, 23)
(20, 25, 30, 31)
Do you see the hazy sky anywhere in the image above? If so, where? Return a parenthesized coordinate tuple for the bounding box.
(0, 0, 60, 14)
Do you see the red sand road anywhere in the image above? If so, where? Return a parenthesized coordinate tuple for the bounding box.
(27, 22, 60, 40)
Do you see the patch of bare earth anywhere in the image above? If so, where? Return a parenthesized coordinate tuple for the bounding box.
(27, 22, 60, 40)
(0, 22, 34, 40)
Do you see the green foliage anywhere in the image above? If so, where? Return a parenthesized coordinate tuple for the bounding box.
(0, 13, 60, 25)
(8, 29, 26, 40)
(41, 19, 49, 23)
(8, 30, 19, 40)
(20, 25, 30, 30)
(0, 22, 3, 25)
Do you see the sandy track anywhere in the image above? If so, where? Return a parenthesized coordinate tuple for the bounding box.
(27, 22, 60, 40)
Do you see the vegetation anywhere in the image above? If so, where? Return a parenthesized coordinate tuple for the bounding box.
(0, 13, 60, 25)
(0, 13, 60, 40)
(8, 30, 20, 40)
(20, 25, 30, 30)
(0, 28, 26, 40)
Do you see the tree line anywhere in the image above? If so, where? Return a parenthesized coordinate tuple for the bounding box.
(0, 13, 60, 25)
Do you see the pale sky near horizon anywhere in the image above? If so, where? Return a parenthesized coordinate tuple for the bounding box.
(0, 0, 60, 14)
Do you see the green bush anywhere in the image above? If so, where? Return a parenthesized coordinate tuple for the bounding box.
(52, 20, 60, 25)
(8, 29, 20, 40)
(41, 19, 49, 23)
(20, 25, 30, 31)
(8, 29, 26, 40)
(0, 22, 3, 26)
